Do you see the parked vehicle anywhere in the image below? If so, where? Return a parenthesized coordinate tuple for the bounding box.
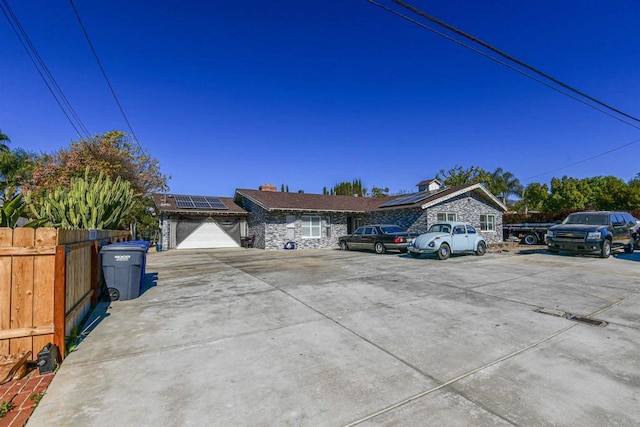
(408, 221, 487, 260)
(338, 224, 418, 254)
(546, 211, 638, 258)
(503, 223, 556, 245)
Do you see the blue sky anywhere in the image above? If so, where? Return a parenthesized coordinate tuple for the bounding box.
(2, 1, 640, 196)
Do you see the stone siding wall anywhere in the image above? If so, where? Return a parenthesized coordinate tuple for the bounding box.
(369, 207, 426, 233)
(239, 197, 267, 249)
(425, 193, 503, 243)
(264, 212, 346, 250)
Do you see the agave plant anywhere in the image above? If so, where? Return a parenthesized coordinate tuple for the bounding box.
(0, 193, 25, 228)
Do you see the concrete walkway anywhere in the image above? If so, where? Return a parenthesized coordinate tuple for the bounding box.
(28, 248, 640, 426)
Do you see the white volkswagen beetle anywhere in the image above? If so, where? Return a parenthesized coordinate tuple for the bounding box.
(408, 221, 487, 260)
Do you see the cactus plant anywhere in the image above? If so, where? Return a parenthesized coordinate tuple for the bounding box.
(27, 168, 135, 229)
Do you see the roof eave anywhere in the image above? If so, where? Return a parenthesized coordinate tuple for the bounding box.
(420, 183, 508, 211)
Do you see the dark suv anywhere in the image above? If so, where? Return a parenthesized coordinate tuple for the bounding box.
(546, 211, 638, 258)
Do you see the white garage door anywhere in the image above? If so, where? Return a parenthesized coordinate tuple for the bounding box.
(176, 221, 240, 249)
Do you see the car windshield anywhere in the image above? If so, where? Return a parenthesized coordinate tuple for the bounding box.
(380, 225, 404, 234)
(563, 214, 608, 225)
(428, 224, 451, 233)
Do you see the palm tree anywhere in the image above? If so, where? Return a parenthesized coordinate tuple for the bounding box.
(491, 168, 524, 206)
(0, 130, 9, 152)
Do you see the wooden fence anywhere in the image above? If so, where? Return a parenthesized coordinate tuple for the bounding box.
(0, 228, 131, 361)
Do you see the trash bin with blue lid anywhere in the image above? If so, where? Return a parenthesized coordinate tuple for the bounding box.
(100, 244, 147, 301)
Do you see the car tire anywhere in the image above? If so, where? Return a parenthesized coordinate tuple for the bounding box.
(476, 241, 486, 256)
(409, 251, 421, 258)
(600, 240, 611, 258)
(624, 241, 634, 254)
(339, 241, 348, 251)
(437, 243, 451, 260)
(374, 242, 386, 254)
(523, 233, 538, 245)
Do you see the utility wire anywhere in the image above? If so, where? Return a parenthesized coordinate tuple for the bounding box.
(69, 0, 143, 151)
(1, 0, 91, 139)
(522, 136, 640, 181)
(367, 0, 640, 181)
(365, 0, 640, 131)
(389, 0, 640, 126)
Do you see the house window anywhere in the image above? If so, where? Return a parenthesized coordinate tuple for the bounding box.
(437, 212, 457, 221)
(302, 216, 321, 238)
(480, 214, 496, 231)
(286, 215, 295, 240)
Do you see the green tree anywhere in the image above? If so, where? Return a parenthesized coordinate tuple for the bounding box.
(0, 129, 10, 152)
(490, 168, 524, 205)
(520, 182, 549, 212)
(585, 176, 628, 211)
(0, 148, 35, 201)
(437, 165, 489, 187)
(544, 176, 592, 211)
(328, 178, 367, 196)
(370, 186, 390, 197)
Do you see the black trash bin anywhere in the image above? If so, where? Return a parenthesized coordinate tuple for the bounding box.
(100, 244, 147, 301)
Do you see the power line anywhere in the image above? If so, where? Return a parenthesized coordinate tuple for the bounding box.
(522, 136, 640, 181)
(366, 0, 640, 130)
(1, 0, 91, 139)
(366, 0, 640, 180)
(69, 0, 143, 152)
(388, 0, 640, 126)
(366, 0, 640, 131)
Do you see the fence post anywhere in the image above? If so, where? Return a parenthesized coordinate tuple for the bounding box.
(54, 245, 67, 359)
(91, 240, 100, 307)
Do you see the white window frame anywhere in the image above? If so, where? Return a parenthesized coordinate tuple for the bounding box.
(437, 212, 457, 221)
(480, 214, 496, 232)
(301, 215, 321, 238)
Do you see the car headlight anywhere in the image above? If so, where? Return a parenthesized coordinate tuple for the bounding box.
(546, 231, 554, 239)
(586, 231, 602, 240)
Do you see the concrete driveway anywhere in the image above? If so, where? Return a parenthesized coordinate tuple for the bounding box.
(28, 247, 640, 426)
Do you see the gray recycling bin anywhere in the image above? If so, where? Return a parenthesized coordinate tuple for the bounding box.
(100, 244, 147, 301)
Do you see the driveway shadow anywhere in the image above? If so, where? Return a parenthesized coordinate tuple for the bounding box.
(141, 272, 158, 295)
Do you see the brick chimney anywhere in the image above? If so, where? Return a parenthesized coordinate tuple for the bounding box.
(259, 183, 277, 192)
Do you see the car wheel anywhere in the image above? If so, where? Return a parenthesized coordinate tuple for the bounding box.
(374, 242, 386, 254)
(523, 233, 538, 245)
(437, 243, 451, 260)
(600, 240, 611, 258)
(624, 241, 634, 254)
(409, 251, 421, 258)
(476, 241, 486, 256)
(339, 241, 348, 251)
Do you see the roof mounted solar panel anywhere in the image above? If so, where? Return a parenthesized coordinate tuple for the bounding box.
(174, 195, 196, 208)
(173, 195, 228, 210)
(379, 192, 425, 208)
(204, 197, 228, 209)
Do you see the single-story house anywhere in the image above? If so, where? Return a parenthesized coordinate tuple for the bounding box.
(153, 179, 507, 250)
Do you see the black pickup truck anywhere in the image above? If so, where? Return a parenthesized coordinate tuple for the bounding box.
(545, 211, 638, 258)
